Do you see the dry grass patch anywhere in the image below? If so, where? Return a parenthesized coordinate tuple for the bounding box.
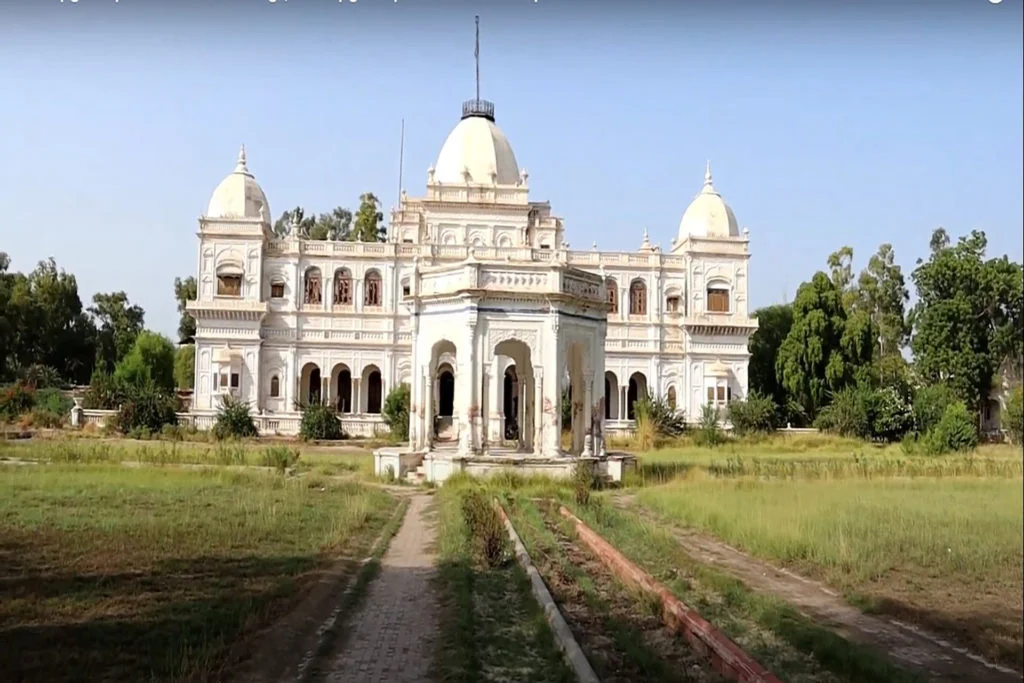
(0, 465, 393, 682)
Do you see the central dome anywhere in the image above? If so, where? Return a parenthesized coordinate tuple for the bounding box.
(432, 100, 520, 186)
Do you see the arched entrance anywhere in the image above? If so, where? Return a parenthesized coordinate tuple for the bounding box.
(299, 363, 322, 407)
(604, 371, 619, 420)
(503, 365, 519, 440)
(438, 366, 455, 417)
(331, 364, 352, 413)
(627, 372, 648, 420)
(364, 365, 383, 414)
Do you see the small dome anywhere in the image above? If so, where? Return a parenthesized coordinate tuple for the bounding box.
(433, 100, 520, 186)
(205, 145, 270, 220)
(678, 163, 739, 240)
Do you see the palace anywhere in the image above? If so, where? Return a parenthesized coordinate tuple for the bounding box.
(185, 96, 758, 452)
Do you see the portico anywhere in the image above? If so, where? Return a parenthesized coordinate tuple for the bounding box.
(374, 253, 630, 484)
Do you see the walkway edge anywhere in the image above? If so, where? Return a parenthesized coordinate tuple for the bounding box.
(559, 505, 781, 683)
(495, 500, 601, 683)
(294, 496, 411, 683)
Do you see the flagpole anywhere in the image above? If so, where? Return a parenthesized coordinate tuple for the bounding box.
(474, 15, 480, 101)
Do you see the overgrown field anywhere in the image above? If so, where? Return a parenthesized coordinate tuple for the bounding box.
(634, 474, 1024, 670)
(0, 465, 394, 682)
(0, 437, 374, 479)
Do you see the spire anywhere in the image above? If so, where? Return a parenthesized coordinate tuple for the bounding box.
(234, 144, 251, 175)
(702, 160, 714, 193)
(462, 16, 495, 121)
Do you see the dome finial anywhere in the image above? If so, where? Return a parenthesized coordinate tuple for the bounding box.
(704, 160, 713, 188)
(235, 144, 249, 173)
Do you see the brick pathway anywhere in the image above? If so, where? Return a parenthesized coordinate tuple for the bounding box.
(322, 493, 439, 683)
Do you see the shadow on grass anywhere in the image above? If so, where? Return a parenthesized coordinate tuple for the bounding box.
(0, 547, 329, 682)
(433, 557, 576, 683)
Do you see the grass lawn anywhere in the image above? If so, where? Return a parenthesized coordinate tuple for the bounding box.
(0, 438, 375, 479)
(0, 465, 394, 682)
(431, 480, 576, 683)
(634, 475, 1024, 670)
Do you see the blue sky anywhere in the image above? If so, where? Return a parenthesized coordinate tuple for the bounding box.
(1, 0, 1021, 339)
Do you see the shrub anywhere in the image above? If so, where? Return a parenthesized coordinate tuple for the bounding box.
(113, 385, 178, 435)
(82, 370, 125, 410)
(460, 489, 511, 568)
(1003, 386, 1023, 445)
(913, 383, 956, 435)
(212, 395, 258, 440)
(921, 401, 978, 455)
(299, 402, 344, 441)
(561, 388, 572, 432)
(572, 460, 600, 506)
(634, 395, 686, 449)
(694, 404, 725, 447)
(382, 383, 410, 440)
(174, 344, 195, 390)
(260, 445, 300, 473)
(870, 386, 915, 442)
(727, 391, 777, 436)
(814, 386, 871, 439)
(18, 364, 64, 389)
(0, 382, 36, 421)
(32, 388, 72, 427)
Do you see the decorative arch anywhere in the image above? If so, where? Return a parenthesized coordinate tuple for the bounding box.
(664, 286, 682, 314)
(706, 278, 731, 313)
(605, 278, 619, 315)
(497, 234, 513, 248)
(604, 370, 619, 420)
(667, 385, 677, 410)
(629, 278, 647, 316)
(362, 364, 383, 414)
(331, 363, 353, 413)
(303, 267, 323, 305)
(627, 371, 648, 420)
(299, 362, 322, 406)
(215, 259, 244, 297)
(364, 269, 383, 307)
(333, 267, 353, 306)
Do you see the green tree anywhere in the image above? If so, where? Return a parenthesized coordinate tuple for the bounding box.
(826, 246, 858, 310)
(174, 344, 195, 390)
(910, 228, 1023, 415)
(349, 193, 385, 242)
(776, 272, 873, 417)
(308, 206, 353, 241)
(748, 304, 793, 408)
(89, 291, 145, 373)
(113, 331, 176, 392)
(173, 276, 197, 344)
(857, 243, 909, 357)
(4, 258, 96, 384)
(273, 206, 316, 238)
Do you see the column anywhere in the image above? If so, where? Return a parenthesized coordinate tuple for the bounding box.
(424, 373, 434, 448)
(488, 356, 502, 445)
(520, 378, 528, 451)
(353, 378, 361, 414)
(458, 320, 477, 455)
(581, 377, 594, 457)
(533, 368, 546, 456)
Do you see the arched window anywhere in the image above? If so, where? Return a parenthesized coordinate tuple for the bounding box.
(269, 375, 280, 398)
(333, 268, 352, 306)
(303, 268, 322, 305)
(629, 279, 647, 316)
(605, 279, 618, 314)
(706, 284, 730, 313)
(364, 270, 382, 307)
(667, 386, 677, 410)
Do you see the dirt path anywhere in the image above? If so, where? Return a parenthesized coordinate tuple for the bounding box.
(612, 493, 1020, 683)
(319, 492, 440, 683)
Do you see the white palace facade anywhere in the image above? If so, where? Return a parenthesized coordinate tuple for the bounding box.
(186, 98, 758, 438)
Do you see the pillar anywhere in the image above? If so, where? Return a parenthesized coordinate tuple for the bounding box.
(353, 378, 361, 414)
(488, 355, 502, 445)
(581, 377, 594, 457)
(424, 373, 434, 449)
(458, 319, 477, 455)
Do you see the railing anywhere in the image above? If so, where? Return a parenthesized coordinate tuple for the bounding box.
(77, 409, 389, 438)
(462, 98, 495, 121)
